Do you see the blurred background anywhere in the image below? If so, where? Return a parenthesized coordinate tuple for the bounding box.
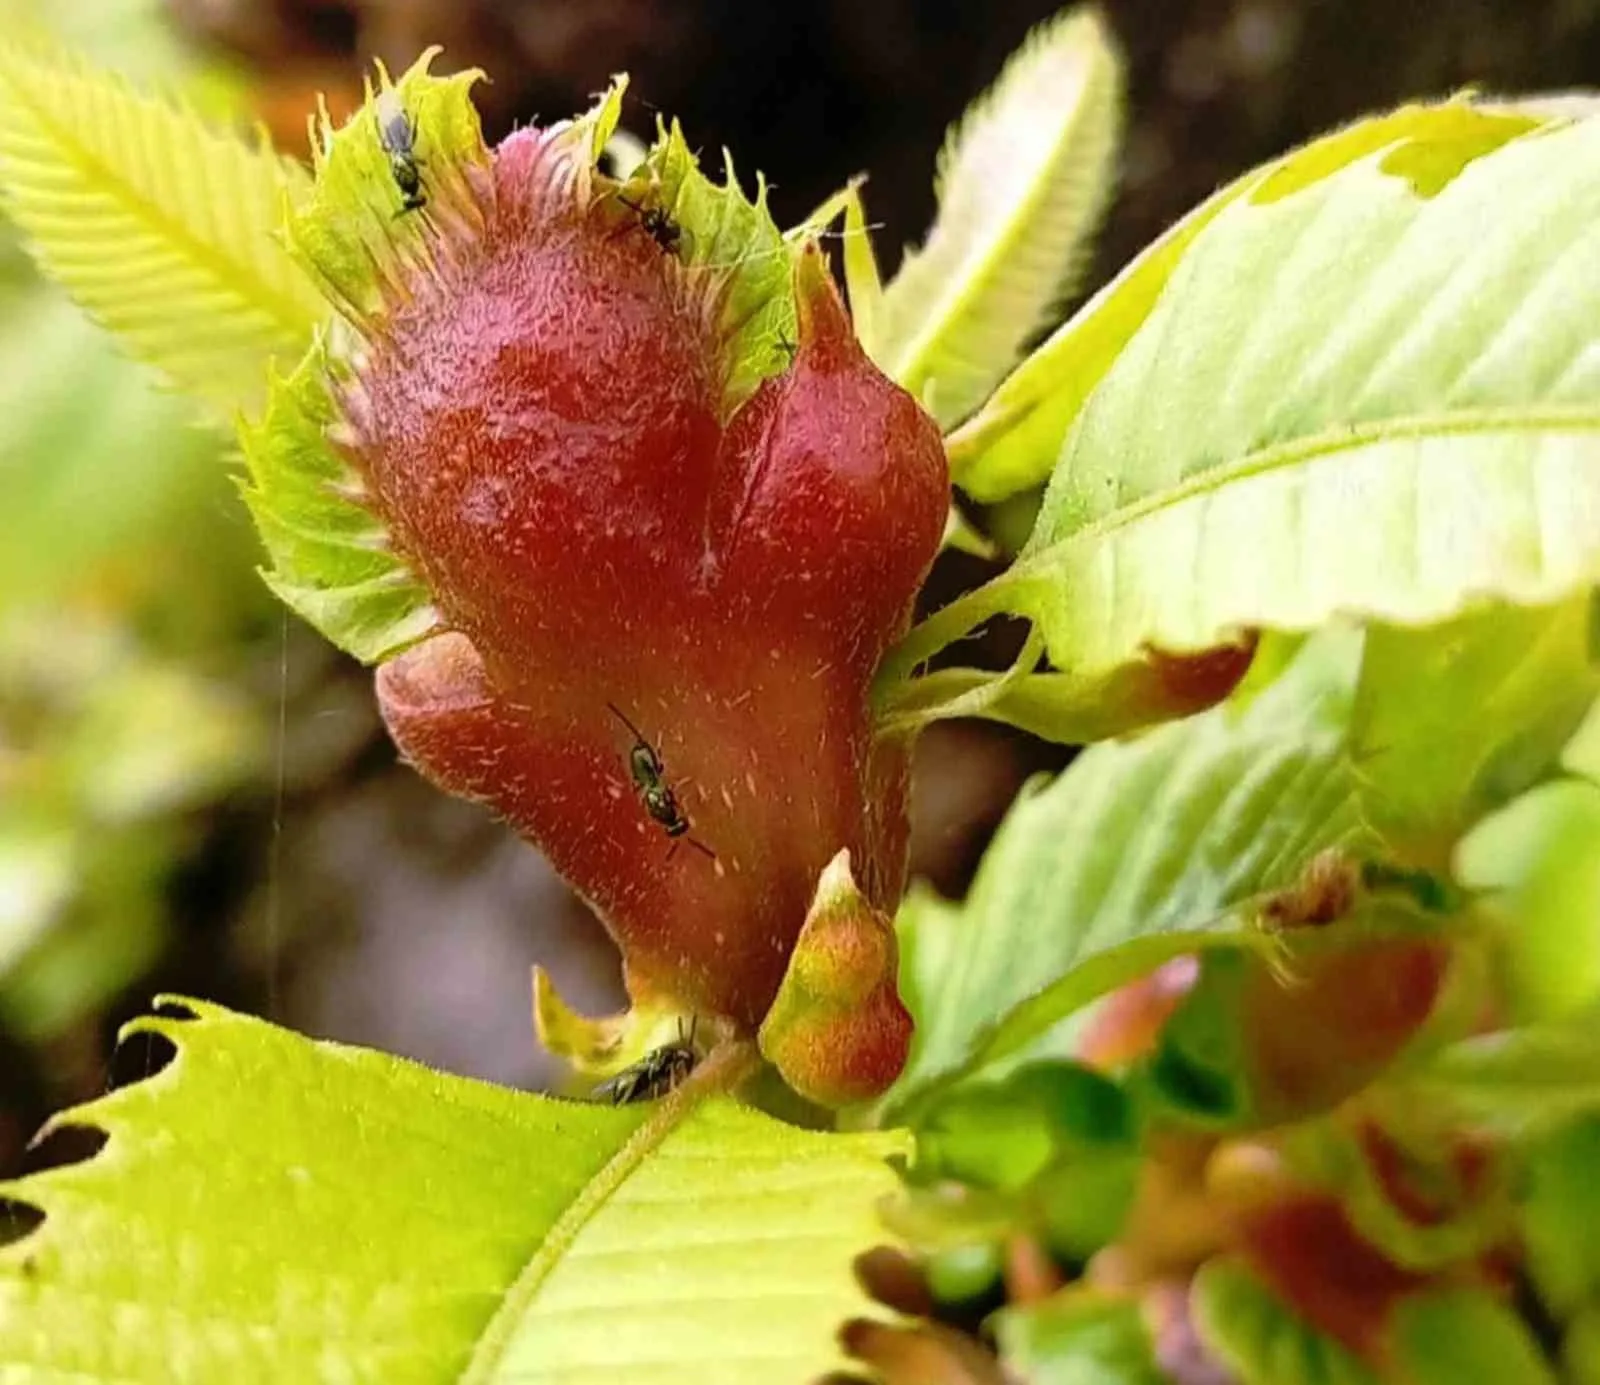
(4, 0, 1600, 1171)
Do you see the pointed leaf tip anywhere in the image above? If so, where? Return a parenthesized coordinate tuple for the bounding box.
(872, 3, 1125, 427)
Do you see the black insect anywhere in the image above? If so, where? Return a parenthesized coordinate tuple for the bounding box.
(376, 88, 426, 216)
(606, 702, 715, 861)
(618, 194, 684, 255)
(593, 1019, 699, 1104)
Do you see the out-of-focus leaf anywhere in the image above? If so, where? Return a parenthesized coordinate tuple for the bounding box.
(1522, 1116, 1600, 1317)
(1353, 597, 1600, 865)
(870, 6, 1123, 428)
(1390, 1289, 1558, 1385)
(993, 1293, 1167, 1385)
(883, 629, 1369, 1122)
(0, 819, 71, 976)
(1191, 1260, 1382, 1385)
(915, 1060, 1134, 1191)
(1403, 1004, 1600, 1135)
(1569, 1306, 1600, 1385)
(1456, 779, 1600, 1020)
(0, 613, 258, 1036)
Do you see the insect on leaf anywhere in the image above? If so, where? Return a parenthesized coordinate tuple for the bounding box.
(871, 5, 1124, 430)
(0, 999, 908, 1383)
(0, 34, 325, 419)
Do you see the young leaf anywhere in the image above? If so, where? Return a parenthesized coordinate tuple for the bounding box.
(1455, 779, 1600, 1021)
(887, 106, 1600, 736)
(636, 119, 801, 411)
(992, 1293, 1168, 1384)
(945, 101, 1544, 502)
(883, 629, 1371, 1120)
(0, 1000, 907, 1382)
(0, 35, 324, 418)
(868, 5, 1123, 429)
(1401, 1003, 1600, 1135)
(238, 336, 442, 664)
(1521, 1116, 1600, 1317)
(1353, 597, 1600, 866)
(1190, 1260, 1383, 1385)
(1390, 1289, 1559, 1385)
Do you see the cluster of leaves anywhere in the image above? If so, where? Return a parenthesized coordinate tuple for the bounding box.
(1, 5, 1600, 1382)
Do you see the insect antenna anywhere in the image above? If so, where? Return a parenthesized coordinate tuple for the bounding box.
(606, 700, 649, 745)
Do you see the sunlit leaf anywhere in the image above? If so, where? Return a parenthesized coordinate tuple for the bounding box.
(945, 101, 1545, 502)
(1456, 779, 1600, 1020)
(887, 107, 1600, 739)
(870, 5, 1123, 428)
(0, 34, 323, 418)
(0, 1000, 906, 1382)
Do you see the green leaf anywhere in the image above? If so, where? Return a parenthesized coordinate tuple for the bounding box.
(992, 1293, 1167, 1385)
(239, 336, 442, 663)
(0, 34, 324, 418)
(888, 106, 1600, 733)
(250, 52, 498, 663)
(915, 1060, 1133, 1190)
(1191, 1261, 1382, 1385)
(1403, 1004, 1600, 1135)
(945, 101, 1544, 503)
(1456, 779, 1600, 1020)
(1353, 597, 1600, 864)
(637, 119, 800, 412)
(0, 283, 223, 606)
(1390, 1289, 1558, 1385)
(1569, 1307, 1600, 1385)
(0, 614, 259, 1039)
(0, 819, 70, 978)
(869, 5, 1123, 429)
(1522, 1116, 1600, 1316)
(0, 1000, 907, 1383)
(287, 47, 491, 322)
(883, 628, 1370, 1120)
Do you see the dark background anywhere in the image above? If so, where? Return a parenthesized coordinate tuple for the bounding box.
(5, 0, 1600, 1174)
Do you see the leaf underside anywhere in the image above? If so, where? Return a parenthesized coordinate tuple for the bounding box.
(0, 1000, 905, 1384)
(887, 107, 1600, 739)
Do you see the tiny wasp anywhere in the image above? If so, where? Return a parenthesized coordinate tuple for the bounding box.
(606, 702, 715, 861)
(376, 87, 427, 216)
(593, 1018, 699, 1104)
(617, 193, 685, 255)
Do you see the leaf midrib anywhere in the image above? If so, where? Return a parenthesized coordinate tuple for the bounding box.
(0, 57, 316, 349)
(882, 402, 1600, 688)
(1028, 401, 1600, 562)
(460, 1044, 760, 1383)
